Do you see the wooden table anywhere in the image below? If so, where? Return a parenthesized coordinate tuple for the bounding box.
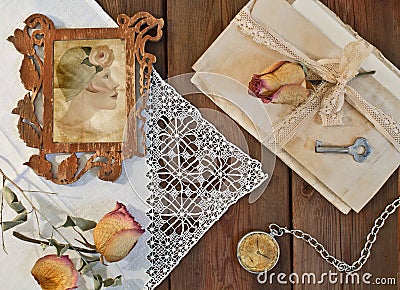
(97, 1, 399, 289)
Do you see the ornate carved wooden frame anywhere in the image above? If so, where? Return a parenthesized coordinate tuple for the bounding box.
(8, 13, 163, 184)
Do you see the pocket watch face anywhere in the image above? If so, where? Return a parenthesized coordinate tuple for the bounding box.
(237, 231, 280, 274)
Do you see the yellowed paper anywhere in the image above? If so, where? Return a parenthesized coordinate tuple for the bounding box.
(193, 0, 400, 213)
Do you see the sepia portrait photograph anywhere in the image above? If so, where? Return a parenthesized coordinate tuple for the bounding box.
(53, 38, 127, 143)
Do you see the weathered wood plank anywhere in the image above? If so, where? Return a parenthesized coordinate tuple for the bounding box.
(340, 173, 398, 290)
(293, 1, 399, 289)
(292, 171, 398, 289)
(292, 173, 341, 290)
(166, 0, 292, 289)
(96, 1, 399, 290)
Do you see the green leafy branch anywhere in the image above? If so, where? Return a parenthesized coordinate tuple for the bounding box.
(94, 274, 122, 290)
(0, 168, 124, 289)
(2, 186, 27, 231)
(12, 231, 97, 255)
(0, 168, 56, 252)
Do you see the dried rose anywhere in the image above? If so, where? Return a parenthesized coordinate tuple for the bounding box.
(93, 202, 144, 263)
(248, 61, 309, 106)
(31, 255, 78, 290)
(88, 45, 115, 68)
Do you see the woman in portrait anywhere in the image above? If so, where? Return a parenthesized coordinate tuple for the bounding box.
(55, 45, 120, 142)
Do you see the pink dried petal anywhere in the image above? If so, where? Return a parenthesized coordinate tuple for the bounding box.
(94, 202, 144, 263)
(271, 84, 309, 106)
(248, 74, 280, 98)
(31, 255, 78, 290)
(248, 61, 306, 103)
(261, 60, 288, 74)
(272, 62, 305, 86)
(102, 229, 144, 262)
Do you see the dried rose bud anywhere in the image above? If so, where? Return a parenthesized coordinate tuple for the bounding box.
(31, 255, 78, 290)
(248, 61, 309, 106)
(93, 202, 144, 262)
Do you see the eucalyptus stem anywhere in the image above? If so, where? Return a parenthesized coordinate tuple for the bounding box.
(33, 211, 42, 237)
(13, 231, 97, 254)
(1, 176, 6, 254)
(0, 168, 121, 287)
(24, 190, 57, 195)
(0, 168, 72, 249)
(0, 168, 25, 195)
(0, 168, 97, 269)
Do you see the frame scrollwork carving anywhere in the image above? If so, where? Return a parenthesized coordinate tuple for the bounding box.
(9, 13, 163, 184)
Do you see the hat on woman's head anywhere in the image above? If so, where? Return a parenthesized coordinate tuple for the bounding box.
(56, 45, 115, 101)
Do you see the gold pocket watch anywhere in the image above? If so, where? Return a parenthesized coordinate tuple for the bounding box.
(236, 231, 280, 274)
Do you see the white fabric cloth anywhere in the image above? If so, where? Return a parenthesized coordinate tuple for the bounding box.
(0, 1, 268, 289)
(1, 2, 148, 289)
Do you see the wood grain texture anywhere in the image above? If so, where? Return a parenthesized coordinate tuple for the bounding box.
(95, 0, 399, 289)
(166, 0, 291, 289)
(292, 172, 398, 290)
(295, 1, 399, 289)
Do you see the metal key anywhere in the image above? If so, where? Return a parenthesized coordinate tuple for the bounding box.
(315, 137, 372, 163)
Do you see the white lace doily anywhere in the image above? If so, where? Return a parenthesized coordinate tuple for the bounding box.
(0, 2, 270, 289)
(143, 70, 269, 289)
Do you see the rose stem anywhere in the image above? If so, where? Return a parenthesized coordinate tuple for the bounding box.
(12, 231, 97, 254)
(307, 70, 375, 86)
(72, 227, 96, 249)
(356, 70, 376, 77)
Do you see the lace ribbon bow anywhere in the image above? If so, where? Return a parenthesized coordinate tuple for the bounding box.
(234, 5, 400, 152)
(317, 41, 373, 126)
